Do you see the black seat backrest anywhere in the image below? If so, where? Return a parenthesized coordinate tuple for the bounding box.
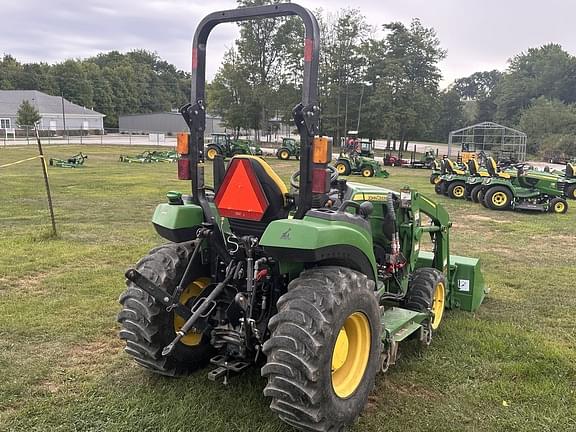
(215, 155, 288, 237)
(566, 162, 575, 178)
(467, 159, 480, 176)
(440, 159, 447, 175)
(486, 157, 498, 177)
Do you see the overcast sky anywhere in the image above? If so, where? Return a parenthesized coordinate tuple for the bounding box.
(3, 0, 575, 87)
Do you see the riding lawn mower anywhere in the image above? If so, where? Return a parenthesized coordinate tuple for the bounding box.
(117, 4, 487, 432)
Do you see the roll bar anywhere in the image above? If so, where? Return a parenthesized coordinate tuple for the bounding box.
(180, 3, 321, 218)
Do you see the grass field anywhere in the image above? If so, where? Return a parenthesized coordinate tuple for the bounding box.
(1, 145, 575, 432)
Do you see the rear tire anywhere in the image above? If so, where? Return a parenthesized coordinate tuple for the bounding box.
(434, 181, 446, 195)
(447, 181, 466, 199)
(565, 184, 576, 200)
(429, 174, 440, 185)
(485, 185, 513, 210)
(118, 242, 213, 376)
(335, 161, 351, 176)
(206, 147, 219, 160)
(277, 148, 290, 160)
(470, 184, 483, 203)
(262, 266, 381, 432)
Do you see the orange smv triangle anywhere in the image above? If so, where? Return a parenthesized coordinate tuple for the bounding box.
(215, 159, 269, 221)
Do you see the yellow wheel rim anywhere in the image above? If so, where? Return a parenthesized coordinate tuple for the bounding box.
(280, 150, 289, 159)
(336, 163, 347, 174)
(433, 176, 441, 184)
(554, 202, 566, 213)
(362, 169, 372, 177)
(207, 148, 217, 160)
(331, 312, 371, 398)
(173, 277, 210, 346)
(491, 191, 508, 207)
(431, 282, 445, 330)
(572, 189, 576, 199)
(453, 185, 465, 198)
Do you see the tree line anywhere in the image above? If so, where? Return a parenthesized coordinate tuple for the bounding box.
(0, 50, 190, 128)
(2, 0, 576, 156)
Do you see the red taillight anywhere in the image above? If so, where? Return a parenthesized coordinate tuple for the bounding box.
(178, 159, 191, 180)
(312, 168, 330, 194)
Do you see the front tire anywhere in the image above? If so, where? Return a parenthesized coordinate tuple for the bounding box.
(403, 268, 446, 331)
(361, 166, 375, 177)
(262, 267, 381, 432)
(550, 197, 568, 214)
(118, 243, 213, 376)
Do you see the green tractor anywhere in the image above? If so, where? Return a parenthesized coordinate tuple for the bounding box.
(434, 158, 469, 199)
(335, 134, 388, 178)
(550, 162, 576, 200)
(334, 153, 388, 178)
(429, 159, 443, 185)
(117, 5, 487, 432)
(49, 152, 87, 168)
(276, 137, 300, 160)
(478, 157, 568, 213)
(205, 133, 262, 160)
(464, 159, 491, 202)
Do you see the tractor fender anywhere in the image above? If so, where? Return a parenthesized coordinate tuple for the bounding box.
(259, 217, 377, 281)
(482, 178, 514, 192)
(151, 202, 205, 242)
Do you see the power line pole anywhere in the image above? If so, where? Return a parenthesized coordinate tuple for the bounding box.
(61, 90, 67, 138)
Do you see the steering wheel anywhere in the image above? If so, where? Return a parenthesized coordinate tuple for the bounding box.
(290, 165, 339, 190)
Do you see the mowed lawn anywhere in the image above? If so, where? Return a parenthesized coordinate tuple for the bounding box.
(1, 144, 575, 432)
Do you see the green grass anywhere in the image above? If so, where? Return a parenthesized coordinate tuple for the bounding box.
(1, 145, 575, 431)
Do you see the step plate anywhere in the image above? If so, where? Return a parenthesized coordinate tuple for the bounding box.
(382, 307, 427, 342)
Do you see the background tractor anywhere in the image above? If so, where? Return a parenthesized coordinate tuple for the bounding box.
(276, 137, 300, 160)
(335, 135, 388, 178)
(478, 157, 568, 213)
(117, 5, 487, 432)
(205, 132, 263, 160)
(434, 158, 468, 198)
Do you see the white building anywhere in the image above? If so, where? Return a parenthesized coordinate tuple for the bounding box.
(0, 90, 104, 132)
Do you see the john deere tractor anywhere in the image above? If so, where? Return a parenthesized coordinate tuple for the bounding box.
(478, 157, 568, 213)
(205, 133, 262, 160)
(118, 5, 487, 432)
(434, 158, 468, 198)
(276, 137, 300, 160)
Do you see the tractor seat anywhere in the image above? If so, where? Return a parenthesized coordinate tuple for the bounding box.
(566, 162, 575, 178)
(486, 157, 511, 179)
(445, 159, 465, 175)
(214, 155, 289, 237)
(467, 159, 489, 177)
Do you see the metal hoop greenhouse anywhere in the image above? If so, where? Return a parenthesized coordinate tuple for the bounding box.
(448, 122, 527, 162)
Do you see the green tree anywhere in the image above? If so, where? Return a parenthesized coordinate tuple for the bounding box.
(495, 44, 576, 124)
(16, 99, 41, 126)
(517, 97, 576, 154)
(363, 19, 446, 148)
(433, 89, 466, 141)
(316, 9, 372, 141)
